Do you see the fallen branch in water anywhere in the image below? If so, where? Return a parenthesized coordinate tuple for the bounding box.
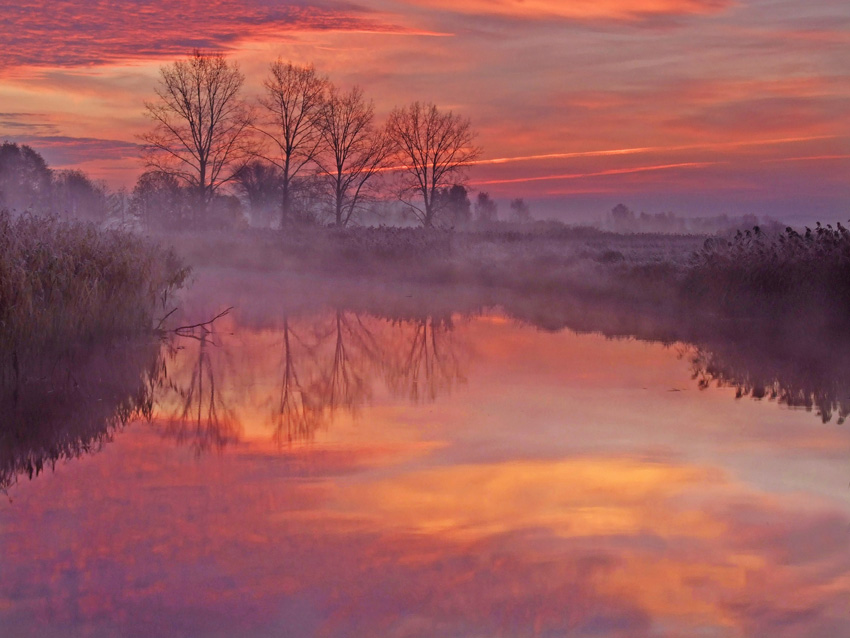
(155, 307, 179, 331)
(170, 307, 234, 338)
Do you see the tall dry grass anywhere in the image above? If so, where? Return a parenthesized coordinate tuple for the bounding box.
(683, 223, 850, 321)
(0, 210, 189, 356)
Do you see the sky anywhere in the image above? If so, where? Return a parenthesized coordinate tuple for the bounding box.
(0, 0, 848, 222)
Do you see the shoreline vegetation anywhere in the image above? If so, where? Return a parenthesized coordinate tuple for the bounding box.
(0, 211, 189, 490)
(0, 210, 188, 353)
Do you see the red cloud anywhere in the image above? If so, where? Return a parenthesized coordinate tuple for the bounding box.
(2, 1, 409, 68)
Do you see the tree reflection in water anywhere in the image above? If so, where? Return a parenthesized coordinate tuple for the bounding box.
(154, 329, 241, 453)
(384, 316, 467, 403)
(270, 311, 467, 444)
(0, 308, 473, 489)
(8, 290, 848, 487)
(272, 317, 324, 445)
(0, 339, 162, 492)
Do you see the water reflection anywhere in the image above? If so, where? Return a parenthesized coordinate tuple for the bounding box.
(3, 288, 850, 637)
(497, 289, 850, 426)
(684, 332, 850, 424)
(155, 331, 241, 453)
(4, 286, 849, 492)
(384, 316, 467, 403)
(0, 339, 160, 491)
(265, 311, 468, 444)
(0, 309, 472, 491)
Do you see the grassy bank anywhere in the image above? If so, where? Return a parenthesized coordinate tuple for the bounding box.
(0, 211, 189, 355)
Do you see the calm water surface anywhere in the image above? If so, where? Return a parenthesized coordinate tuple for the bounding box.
(2, 305, 849, 637)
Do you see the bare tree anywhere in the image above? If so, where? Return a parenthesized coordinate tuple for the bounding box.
(141, 50, 252, 225)
(316, 86, 392, 227)
(255, 60, 328, 226)
(387, 102, 481, 227)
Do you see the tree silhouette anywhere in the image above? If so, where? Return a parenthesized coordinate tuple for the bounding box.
(316, 86, 392, 226)
(474, 191, 498, 224)
(387, 102, 481, 227)
(433, 184, 472, 228)
(509, 197, 531, 223)
(51, 169, 108, 221)
(0, 142, 52, 212)
(233, 159, 282, 226)
(255, 59, 328, 226)
(141, 50, 253, 225)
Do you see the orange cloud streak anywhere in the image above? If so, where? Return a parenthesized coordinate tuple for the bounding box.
(470, 135, 837, 168)
(762, 154, 850, 163)
(403, 0, 731, 21)
(473, 162, 721, 186)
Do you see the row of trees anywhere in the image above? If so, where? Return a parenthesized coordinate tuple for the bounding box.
(0, 138, 532, 230)
(1, 51, 533, 229)
(0, 142, 119, 221)
(139, 50, 487, 229)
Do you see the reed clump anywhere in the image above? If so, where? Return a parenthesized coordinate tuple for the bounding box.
(0, 210, 189, 354)
(683, 222, 850, 320)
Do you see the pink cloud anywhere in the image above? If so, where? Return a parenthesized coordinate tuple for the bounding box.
(1, 1, 413, 68)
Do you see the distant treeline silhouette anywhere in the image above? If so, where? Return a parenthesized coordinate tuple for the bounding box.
(138, 51, 487, 230)
(0, 50, 545, 231)
(605, 203, 784, 236)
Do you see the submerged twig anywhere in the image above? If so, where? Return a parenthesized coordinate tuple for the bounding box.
(171, 307, 234, 337)
(155, 307, 179, 331)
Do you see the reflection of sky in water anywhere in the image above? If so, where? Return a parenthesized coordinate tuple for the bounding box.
(2, 312, 850, 637)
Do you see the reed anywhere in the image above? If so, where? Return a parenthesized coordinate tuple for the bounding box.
(0, 210, 189, 357)
(683, 223, 850, 320)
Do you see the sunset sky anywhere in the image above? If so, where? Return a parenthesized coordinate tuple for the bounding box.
(1, 0, 848, 221)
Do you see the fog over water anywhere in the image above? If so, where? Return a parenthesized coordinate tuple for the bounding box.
(2, 264, 850, 637)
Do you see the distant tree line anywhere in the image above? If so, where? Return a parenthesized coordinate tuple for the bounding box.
(136, 50, 504, 230)
(0, 142, 123, 222)
(1, 50, 537, 231)
(606, 203, 781, 235)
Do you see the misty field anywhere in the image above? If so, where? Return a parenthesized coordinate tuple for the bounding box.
(169, 223, 701, 299)
(163, 221, 850, 328)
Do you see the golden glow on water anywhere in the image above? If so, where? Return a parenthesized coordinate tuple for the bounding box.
(335, 458, 728, 539)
